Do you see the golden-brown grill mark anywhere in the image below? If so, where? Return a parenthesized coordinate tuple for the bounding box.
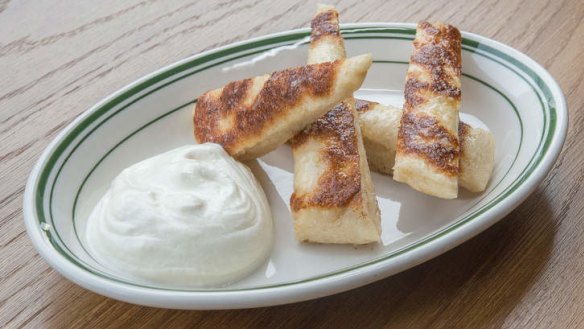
(397, 111, 459, 176)
(194, 79, 252, 148)
(194, 61, 338, 153)
(310, 10, 340, 42)
(290, 101, 362, 211)
(418, 21, 440, 36)
(404, 79, 460, 111)
(407, 22, 462, 101)
(354, 99, 377, 113)
(396, 21, 462, 178)
(404, 78, 429, 107)
(220, 79, 251, 111)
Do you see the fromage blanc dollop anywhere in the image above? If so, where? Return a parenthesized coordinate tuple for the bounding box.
(86, 144, 273, 287)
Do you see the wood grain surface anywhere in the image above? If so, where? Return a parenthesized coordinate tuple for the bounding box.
(1, 0, 583, 328)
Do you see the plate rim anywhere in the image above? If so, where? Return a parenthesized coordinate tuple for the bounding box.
(23, 23, 568, 309)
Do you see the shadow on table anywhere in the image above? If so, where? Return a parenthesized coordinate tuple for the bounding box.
(44, 188, 556, 328)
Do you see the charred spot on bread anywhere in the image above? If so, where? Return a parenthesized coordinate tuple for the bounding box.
(193, 78, 253, 148)
(408, 22, 462, 101)
(397, 111, 459, 176)
(194, 61, 339, 153)
(354, 99, 378, 113)
(310, 9, 341, 43)
(290, 101, 363, 212)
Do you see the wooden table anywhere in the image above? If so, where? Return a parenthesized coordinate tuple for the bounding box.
(1, 0, 582, 327)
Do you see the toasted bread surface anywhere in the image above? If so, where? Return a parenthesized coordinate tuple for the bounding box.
(291, 101, 380, 244)
(290, 5, 380, 244)
(193, 55, 372, 160)
(393, 21, 462, 199)
(356, 99, 494, 192)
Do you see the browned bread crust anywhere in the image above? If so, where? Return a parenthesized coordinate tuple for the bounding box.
(193, 54, 372, 160)
(398, 111, 459, 176)
(290, 101, 362, 212)
(290, 99, 380, 244)
(355, 99, 494, 193)
(195, 62, 336, 152)
(290, 4, 380, 244)
(393, 21, 462, 199)
(310, 8, 341, 42)
(307, 6, 346, 64)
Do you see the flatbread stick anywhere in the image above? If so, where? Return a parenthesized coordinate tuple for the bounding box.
(393, 22, 462, 199)
(355, 100, 494, 192)
(193, 54, 372, 160)
(290, 4, 380, 244)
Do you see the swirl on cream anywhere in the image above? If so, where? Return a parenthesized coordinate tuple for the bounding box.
(86, 144, 273, 287)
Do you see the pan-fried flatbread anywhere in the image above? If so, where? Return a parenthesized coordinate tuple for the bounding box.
(355, 100, 494, 192)
(355, 100, 402, 175)
(291, 100, 380, 244)
(290, 4, 380, 244)
(458, 122, 495, 192)
(393, 21, 462, 199)
(193, 54, 372, 160)
(307, 4, 346, 65)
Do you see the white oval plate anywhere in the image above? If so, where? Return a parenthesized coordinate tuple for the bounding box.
(23, 24, 567, 309)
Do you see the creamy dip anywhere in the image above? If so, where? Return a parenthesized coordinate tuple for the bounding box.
(86, 144, 273, 287)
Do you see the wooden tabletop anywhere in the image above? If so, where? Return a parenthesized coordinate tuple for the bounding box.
(1, 0, 583, 327)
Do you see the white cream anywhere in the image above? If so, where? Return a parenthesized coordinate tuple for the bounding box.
(85, 144, 273, 287)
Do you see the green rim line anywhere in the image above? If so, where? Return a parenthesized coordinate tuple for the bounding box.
(33, 27, 556, 291)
